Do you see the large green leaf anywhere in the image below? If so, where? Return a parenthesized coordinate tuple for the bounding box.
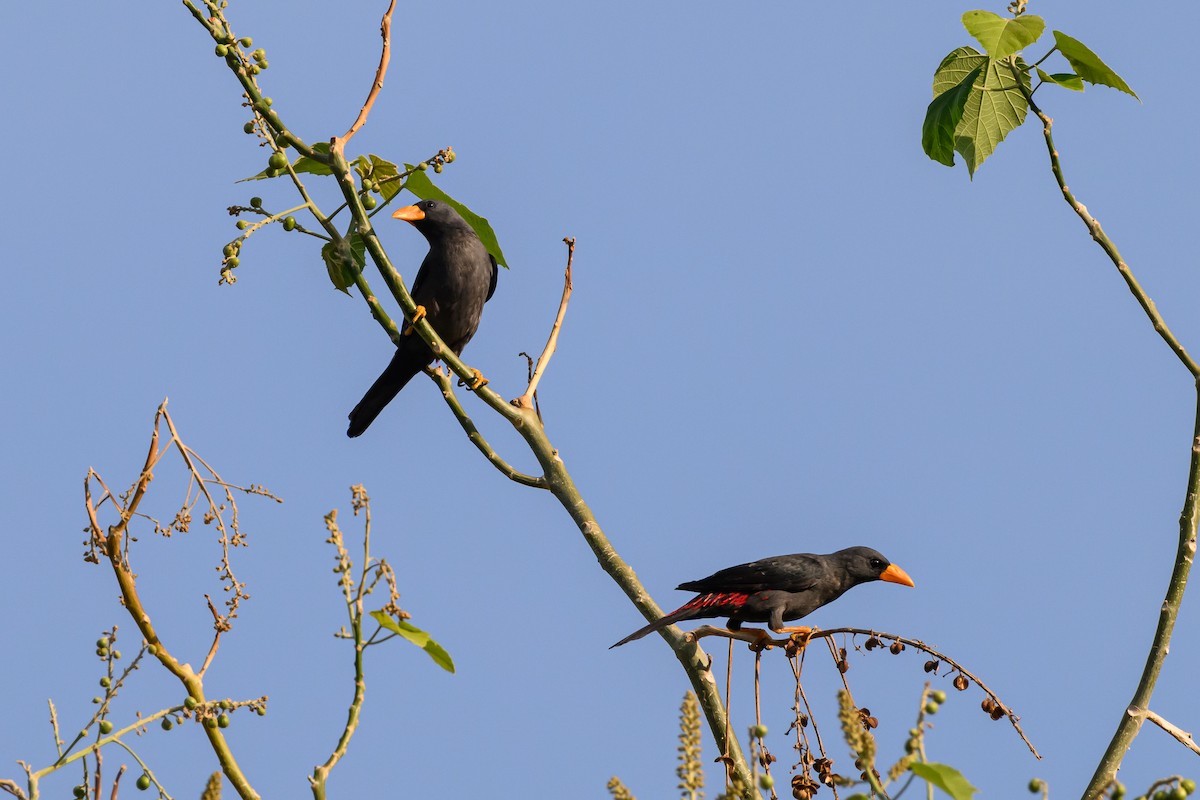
(1052, 31, 1138, 100)
(932, 46, 1030, 177)
(910, 763, 977, 800)
(961, 10, 1045, 58)
(320, 233, 364, 294)
(403, 168, 509, 268)
(369, 611, 456, 673)
(1036, 67, 1084, 92)
(923, 64, 983, 166)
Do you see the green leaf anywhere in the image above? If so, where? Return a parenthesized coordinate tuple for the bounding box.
(1036, 67, 1084, 92)
(320, 233, 364, 294)
(370, 610, 456, 673)
(961, 10, 1045, 58)
(353, 154, 404, 202)
(403, 167, 509, 268)
(923, 64, 983, 166)
(240, 142, 333, 182)
(1052, 31, 1139, 100)
(910, 763, 977, 800)
(931, 46, 1030, 177)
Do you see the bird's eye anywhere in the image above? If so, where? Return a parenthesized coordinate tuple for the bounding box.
(870, 559, 884, 569)
(426, 201, 437, 209)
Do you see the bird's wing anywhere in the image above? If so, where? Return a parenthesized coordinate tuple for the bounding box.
(678, 554, 825, 594)
(486, 253, 498, 301)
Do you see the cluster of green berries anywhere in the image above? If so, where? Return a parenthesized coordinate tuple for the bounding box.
(1138, 779, 1196, 800)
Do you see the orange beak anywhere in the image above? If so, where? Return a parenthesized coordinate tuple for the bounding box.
(879, 563, 915, 588)
(392, 204, 426, 222)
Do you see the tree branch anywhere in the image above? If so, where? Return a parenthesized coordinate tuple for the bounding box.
(1007, 68, 1200, 800)
(338, 0, 396, 145)
(1137, 707, 1200, 757)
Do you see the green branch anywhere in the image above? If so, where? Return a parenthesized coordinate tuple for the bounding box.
(1010, 67, 1200, 800)
(181, 4, 757, 792)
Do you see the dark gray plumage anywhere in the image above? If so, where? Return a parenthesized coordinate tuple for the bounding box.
(348, 199, 498, 437)
(610, 546, 915, 648)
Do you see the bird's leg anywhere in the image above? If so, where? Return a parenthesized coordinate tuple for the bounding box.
(402, 305, 428, 335)
(467, 369, 489, 390)
(772, 625, 813, 636)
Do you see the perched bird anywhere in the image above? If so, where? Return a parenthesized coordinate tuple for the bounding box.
(347, 199, 498, 437)
(610, 546, 914, 648)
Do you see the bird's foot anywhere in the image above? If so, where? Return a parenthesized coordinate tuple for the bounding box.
(402, 305, 427, 335)
(746, 628, 776, 652)
(467, 369, 489, 390)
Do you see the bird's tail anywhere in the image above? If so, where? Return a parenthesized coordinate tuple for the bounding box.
(346, 345, 430, 437)
(609, 604, 705, 649)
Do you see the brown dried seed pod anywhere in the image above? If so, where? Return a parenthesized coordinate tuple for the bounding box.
(838, 660, 850, 673)
(924, 659, 939, 673)
(868, 716, 879, 729)
(890, 641, 904, 654)
(990, 705, 1006, 721)
(865, 636, 880, 650)
(954, 674, 969, 691)
(981, 697, 996, 714)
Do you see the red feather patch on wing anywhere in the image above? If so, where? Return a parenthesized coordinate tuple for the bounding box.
(681, 592, 749, 611)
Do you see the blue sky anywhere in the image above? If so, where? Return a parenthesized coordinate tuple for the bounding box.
(3, 1, 1199, 797)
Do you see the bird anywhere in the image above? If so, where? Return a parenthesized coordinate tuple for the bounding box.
(347, 198, 498, 437)
(610, 546, 914, 648)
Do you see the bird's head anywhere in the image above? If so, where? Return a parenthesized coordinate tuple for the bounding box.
(837, 546, 915, 588)
(392, 199, 472, 241)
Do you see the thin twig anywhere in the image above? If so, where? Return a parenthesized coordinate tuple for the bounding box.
(512, 237, 574, 410)
(1138, 708, 1200, 756)
(339, 0, 396, 144)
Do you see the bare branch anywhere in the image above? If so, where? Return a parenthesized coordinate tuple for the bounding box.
(338, 0, 397, 145)
(1137, 707, 1200, 756)
(512, 237, 575, 411)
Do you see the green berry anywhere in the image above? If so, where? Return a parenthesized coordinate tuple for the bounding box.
(92, 697, 102, 704)
(96, 638, 109, 648)
(256, 706, 266, 716)
(73, 785, 87, 798)
(236, 220, 249, 230)
(433, 163, 443, 174)
(261, 96, 273, 107)
(250, 196, 262, 208)
(759, 775, 774, 790)
(204, 717, 218, 729)
(239, 37, 252, 47)
(1028, 778, 1043, 793)
(219, 700, 232, 710)
(904, 738, 917, 754)
(361, 178, 374, 191)
(227, 257, 240, 268)
(243, 121, 255, 134)
(161, 718, 173, 731)
(112, 650, 121, 660)
(750, 724, 768, 739)
(931, 690, 947, 703)
(215, 44, 228, 57)
(283, 216, 297, 231)
(924, 703, 938, 715)
(417, 162, 428, 171)
(1113, 785, 1126, 800)
(100, 677, 111, 688)
(217, 714, 230, 729)
(146, 645, 157, 655)
(1173, 789, 1188, 800)
(184, 696, 198, 710)
(96, 648, 108, 657)
(252, 48, 265, 61)
(258, 60, 269, 70)
(136, 774, 151, 791)
(362, 194, 377, 210)
(1183, 781, 1196, 796)
(908, 728, 920, 737)
(268, 151, 287, 169)
(98, 720, 113, 735)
